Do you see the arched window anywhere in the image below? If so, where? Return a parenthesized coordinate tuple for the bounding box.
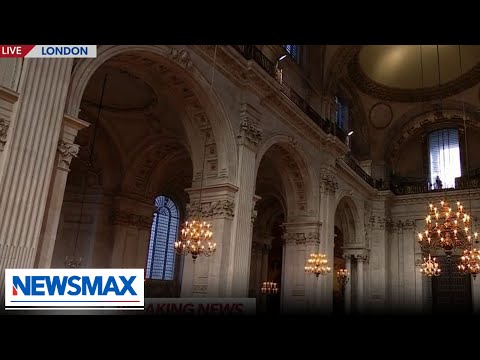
(146, 195, 180, 280)
(283, 45, 300, 63)
(428, 128, 462, 189)
(335, 96, 349, 131)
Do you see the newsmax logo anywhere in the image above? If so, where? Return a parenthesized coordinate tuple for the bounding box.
(4, 269, 144, 310)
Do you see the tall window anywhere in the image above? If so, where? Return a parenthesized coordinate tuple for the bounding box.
(283, 45, 300, 62)
(335, 96, 348, 131)
(146, 195, 179, 280)
(428, 128, 462, 189)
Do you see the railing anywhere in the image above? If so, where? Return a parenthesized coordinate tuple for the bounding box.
(389, 174, 480, 195)
(231, 45, 347, 144)
(342, 153, 375, 187)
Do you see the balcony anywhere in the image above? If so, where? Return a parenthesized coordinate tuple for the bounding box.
(231, 45, 347, 144)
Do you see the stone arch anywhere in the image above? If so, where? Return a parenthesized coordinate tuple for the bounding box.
(385, 101, 480, 167)
(65, 45, 237, 183)
(255, 133, 319, 219)
(335, 195, 360, 245)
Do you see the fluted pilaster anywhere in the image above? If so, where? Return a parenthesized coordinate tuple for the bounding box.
(35, 115, 89, 268)
(229, 103, 262, 297)
(0, 58, 73, 298)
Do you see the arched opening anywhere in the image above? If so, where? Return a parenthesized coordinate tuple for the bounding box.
(251, 139, 317, 314)
(334, 196, 358, 313)
(51, 49, 232, 298)
(333, 226, 345, 313)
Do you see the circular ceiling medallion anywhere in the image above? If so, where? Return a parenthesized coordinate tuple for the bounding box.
(369, 102, 393, 129)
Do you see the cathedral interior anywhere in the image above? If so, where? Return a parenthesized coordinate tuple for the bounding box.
(1, 45, 480, 314)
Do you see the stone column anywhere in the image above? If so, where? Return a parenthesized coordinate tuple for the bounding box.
(0, 86, 19, 180)
(281, 222, 321, 314)
(180, 184, 237, 297)
(228, 103, 262, 297)
(0, 59, 73, 300)
(356, 254, 368, 312)
(344, 255, 352, 313)
(35, 115, 89, 268)
(318, 168, 338, 312)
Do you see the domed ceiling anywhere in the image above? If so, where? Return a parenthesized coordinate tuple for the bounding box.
(348, 45, 480, 102)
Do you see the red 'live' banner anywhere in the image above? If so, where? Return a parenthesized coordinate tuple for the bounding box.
(0, 45, 35, 58)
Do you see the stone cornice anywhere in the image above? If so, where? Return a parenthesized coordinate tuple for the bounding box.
(191, 45, 349, 159)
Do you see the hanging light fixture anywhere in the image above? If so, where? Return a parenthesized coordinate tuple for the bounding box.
(336, 268, 350, 293)
(419, 253, 441, 277)
(305, 253, 331, 278)
(174, 46, 218, 262)
(260, 281, 279, 295)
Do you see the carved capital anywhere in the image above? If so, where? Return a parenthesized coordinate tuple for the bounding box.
(0, 117, 10, 151)
(403, 219, 416, 230)
(320, 169, 338, 192)
(57, 140, 80, 171)
(251, 208, 258, 224)
(355, 255, 368, 263)
(238, 118, 262, 147)
(343, 254, 353, 263)
(282, 232, 319, 246)
(168, 48, 193, 69)
(187, 199, 235, 220)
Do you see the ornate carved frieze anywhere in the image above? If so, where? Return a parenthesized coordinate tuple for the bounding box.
(369, 215, 393, 231)
(0, 117, 9, 151)
(168, 48, 193, 69)
(355, 254, 368, 263)
(110, 210, 152, 230)
(238, 118, 262, 146)
(57, 140, 80, 171)
(282, 232, 320, 246)
(391, 218, 417, 231)
(320, 169, 338, 192)
(186, 199, 235, 219)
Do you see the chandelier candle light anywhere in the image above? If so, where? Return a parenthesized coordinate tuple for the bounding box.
(336, 268, 350, 291)
(261, 281, 279, 295)
(419, 253, 441, 277)
(418, 200, 478, 257)
(305, 253, 331, 278)
(458, 248, 480, 278)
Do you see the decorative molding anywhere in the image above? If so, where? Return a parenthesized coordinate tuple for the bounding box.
(282, 232, 320, 245)
(57, 140, 80, 171)
(187, 199, 235, 219)
(348, 53, 480, 103)
(168, 48, 193, 69)
(369, 102, 393, 129)
(110, 210, 152, 229)
(343, 254, 353, 263)
(0, 117, 9, 151)
(369, 215, 393, 230)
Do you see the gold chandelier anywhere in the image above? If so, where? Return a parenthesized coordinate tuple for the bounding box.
(419, 253, 441, 277)
(175, 219, 215, 262)
(417, 200, 477, 257)
(305, 253, 331, 278)
(458, 248, 480, 278)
